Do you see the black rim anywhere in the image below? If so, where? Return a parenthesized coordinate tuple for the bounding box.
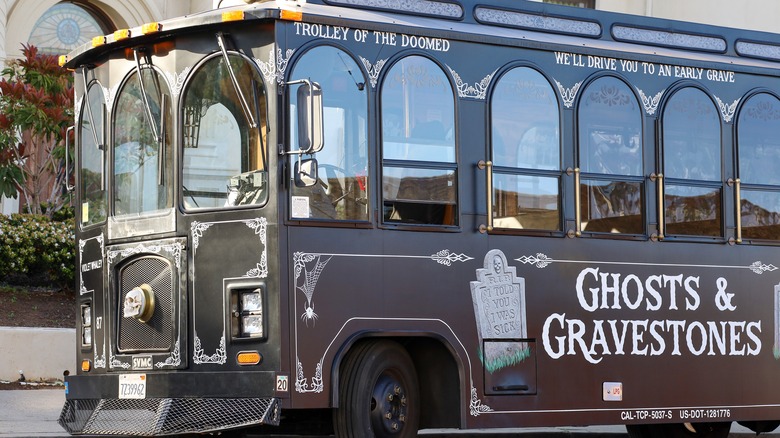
(370, 371, 409, 435)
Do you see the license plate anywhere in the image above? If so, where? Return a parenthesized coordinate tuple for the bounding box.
(118, 374, 147, 399)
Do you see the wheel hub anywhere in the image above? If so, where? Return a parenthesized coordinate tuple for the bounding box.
(371, 374, 408, 435)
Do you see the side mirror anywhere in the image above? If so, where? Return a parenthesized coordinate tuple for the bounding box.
(294, 158, 319, 187)
(297, 81, 323, 154)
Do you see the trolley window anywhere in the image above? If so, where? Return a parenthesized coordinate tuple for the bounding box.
(381, 55, 457, 226)
(737, 92, 780, 240)
(182, 53, 268, 210)
(113, 67, 173, 217)
(662, 87, 722, 238)
(490, 67, 561, 231)
(577, 76, 643, 235)
(288, 46, 369, 221)
(79, 81, 106, 226)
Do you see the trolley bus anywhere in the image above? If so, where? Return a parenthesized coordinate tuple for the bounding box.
(58, 0, 780, 436)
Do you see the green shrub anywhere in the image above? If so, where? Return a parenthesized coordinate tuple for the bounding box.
(0, 214, 75, 290)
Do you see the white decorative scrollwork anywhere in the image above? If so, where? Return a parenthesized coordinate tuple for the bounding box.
(516, 253, 553, 269)
(74, 95, 83, 123)
(431, 249, 474, 266)
(107, 241, 183, 270)
(256, 46, 295, 85)
(447, 65, 497, 100)
(193, 333, 227, 365)
(156, 340, 181, 368)
(191, 221, 213, 254)
(243, 218, 269, 278)
(554, 79, 582, 108)
(295, 357, 324, 393)
(110, 352, 131, 370)
(715, 95, 740, 123)
(636, 87, 664, 115)
(469, 386, 493, 416)
(359, 56, 387, 89)
(750, 261, 778, 275)
(164, 66, 191, 98)
(516, 253, 776, 275)
(94, 342, 106, 369)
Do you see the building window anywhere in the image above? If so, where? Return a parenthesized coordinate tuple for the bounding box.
(28, 2, 112, 55)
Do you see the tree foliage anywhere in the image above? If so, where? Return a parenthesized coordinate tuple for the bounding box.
(0, 44, 74, 217)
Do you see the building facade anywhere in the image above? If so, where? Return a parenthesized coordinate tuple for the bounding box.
(0, 0, 778, 213)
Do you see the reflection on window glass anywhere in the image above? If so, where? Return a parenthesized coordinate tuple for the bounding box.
(664, 185, 721, 237)
(741, 190, 780, 240)
(80, 83, 106, 226)
(382, 56, 455, 163)
(578, 76, 643, 234)
(738, 93, 780, 186)
(491, 67, 560, 231)
(113, 68, 172, 216)
(182, 53, 268, 210)
(738, 93, 780, 240)
(288, 46, 369, 221)
(663, 88, 721, 237)
(664, 88, 721, 182)
(381, 55, 457, 226)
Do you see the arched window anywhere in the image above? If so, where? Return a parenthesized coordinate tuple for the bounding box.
(79, 82, 106, 227)
(490, 67, 560, 231)
(182, 53, 268, 210)
(381, 55, 457, 226)
(28, 2, 112, 55)
(737, 93, 780, 240)
(287, 46, 369, 221)
(577, 76, 643, 234)
(662, 87, 722, 237)
(113, 67, 172, 216)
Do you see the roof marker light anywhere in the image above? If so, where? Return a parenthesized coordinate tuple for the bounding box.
(114, 29, 131, 41)
(141, 22, 161, 35)
(280, 9, 303, 21)
(222, 10, 245, 22)
(91, 36, 106, 48)
(58, 55, 68, 67)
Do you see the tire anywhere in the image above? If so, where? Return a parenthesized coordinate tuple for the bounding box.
(333, 340, 420, 438)
(627, 422, 731, 438)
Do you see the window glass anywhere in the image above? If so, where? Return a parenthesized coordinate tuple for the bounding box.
(288, 46, 369, 221)
(662, 87, 721, 237)
(491, 67, 560, 231)
(737, 93, 780, 240)
(578, 76, 643, 234)
(182, 53, 268, 209)
(79, 83, 106, 226)
(381, 56, 457, 226)
(113, 67, 173, 217)
(738, 93, 780, 186)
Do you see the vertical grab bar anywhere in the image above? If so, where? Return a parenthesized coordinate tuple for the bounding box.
(65, 126, 75, 193)
(478, 160, 493, 233)
(655, 173, 664, 240)
(574, 168, 581, 237)
(731, 178, 742, 243)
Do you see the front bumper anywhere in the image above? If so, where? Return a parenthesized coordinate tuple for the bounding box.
(58, 397, 280, 435)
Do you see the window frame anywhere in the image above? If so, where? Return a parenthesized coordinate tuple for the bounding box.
(180, 50, 270, 212)
(379, 53, 460, 230)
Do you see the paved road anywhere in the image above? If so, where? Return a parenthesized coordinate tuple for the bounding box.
(0, 389, 774, 437)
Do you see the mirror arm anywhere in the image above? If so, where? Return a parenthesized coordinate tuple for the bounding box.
(216, 32, 257, 129)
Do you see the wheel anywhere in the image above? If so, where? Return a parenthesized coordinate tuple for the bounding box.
(334, 340, 420, 438)
(627, 422, 730, 438)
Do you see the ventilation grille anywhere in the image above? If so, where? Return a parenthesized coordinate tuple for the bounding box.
(58, 397, 280, 435)
(117, 257, 174, 352)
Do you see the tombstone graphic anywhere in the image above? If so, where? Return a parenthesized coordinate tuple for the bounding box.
(470, 249, 529, 373)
